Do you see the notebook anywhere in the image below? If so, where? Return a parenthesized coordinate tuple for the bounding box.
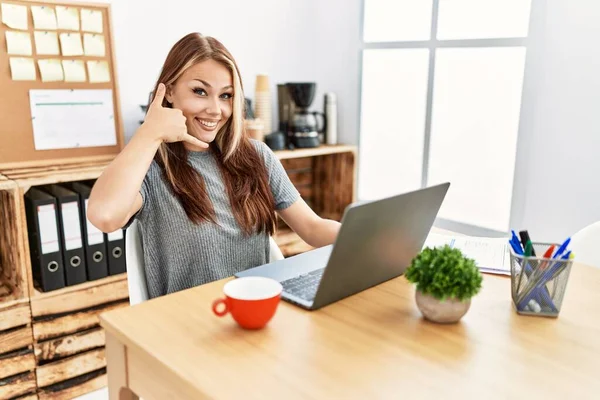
(423, 233, 511, 275)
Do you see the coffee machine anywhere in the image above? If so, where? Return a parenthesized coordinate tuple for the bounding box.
(282, 83, 325, 149)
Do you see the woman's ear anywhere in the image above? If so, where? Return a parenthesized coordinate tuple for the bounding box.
(165, 85, 174, 104)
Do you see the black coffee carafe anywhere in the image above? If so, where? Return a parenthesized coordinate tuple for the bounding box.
(286, 83, 325, 148)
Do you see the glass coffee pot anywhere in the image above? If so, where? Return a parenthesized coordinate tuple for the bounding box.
(286, 83, 325, 148)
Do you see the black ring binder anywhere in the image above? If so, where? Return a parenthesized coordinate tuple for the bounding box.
(112, 247, 122, 258)
(70, 255, 81, 267)
(47, 261, 59, 272)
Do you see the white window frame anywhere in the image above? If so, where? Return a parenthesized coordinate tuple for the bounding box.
(358, 0, 535, 236)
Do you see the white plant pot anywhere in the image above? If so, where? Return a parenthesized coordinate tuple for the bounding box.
(415, 290, 471, 324)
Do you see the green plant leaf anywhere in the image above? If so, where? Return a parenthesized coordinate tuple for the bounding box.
(405, 245, 483, 301)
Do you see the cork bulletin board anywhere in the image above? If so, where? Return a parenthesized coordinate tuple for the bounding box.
(0, 0, 124, 170)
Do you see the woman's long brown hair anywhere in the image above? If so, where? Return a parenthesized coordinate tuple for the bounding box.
(148, 33, 276, 236)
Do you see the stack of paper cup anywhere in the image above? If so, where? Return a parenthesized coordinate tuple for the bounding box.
(254, 75, 272, 135)
(244, 118, 265, 142)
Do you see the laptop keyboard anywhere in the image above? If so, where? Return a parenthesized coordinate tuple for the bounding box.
(281, 268, 325, 302)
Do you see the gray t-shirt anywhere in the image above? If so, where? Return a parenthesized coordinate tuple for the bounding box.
(131, 140, 299, 299)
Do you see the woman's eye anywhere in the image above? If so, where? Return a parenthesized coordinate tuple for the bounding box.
(220, 93, 233, 100)
(193, 88, 207, 96)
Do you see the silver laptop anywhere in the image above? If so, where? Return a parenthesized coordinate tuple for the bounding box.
(236, 182, 450, 310)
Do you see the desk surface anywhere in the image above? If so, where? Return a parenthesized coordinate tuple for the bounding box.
(100, 264, 600, 399)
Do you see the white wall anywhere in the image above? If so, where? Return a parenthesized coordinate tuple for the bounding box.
(95, 0, 600, 243)
(511, 0, 600, 242)
(94, 0, 361, 143)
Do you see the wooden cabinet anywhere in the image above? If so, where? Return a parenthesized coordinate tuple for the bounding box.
(0, 165, 130, 399)
(0, 178, 37, 400)
(274, 145, 357, 256)
(0, 144, 356, 399)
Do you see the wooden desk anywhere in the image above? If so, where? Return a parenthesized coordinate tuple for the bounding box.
(100, 265, 600, 399)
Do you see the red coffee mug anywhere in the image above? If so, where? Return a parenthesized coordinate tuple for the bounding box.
(212, 277, 282, 329)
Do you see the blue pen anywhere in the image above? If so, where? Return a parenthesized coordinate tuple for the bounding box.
(511, 230, 524, 253)
(509, 238, 536, 277)
(553, 237, 571, 259)
(546, 251, 572, 281)
(509, 232, 526, 270)
(509, 234, 535, 276)
(517, 281, 558, 312)
(509, 238, 523, 255)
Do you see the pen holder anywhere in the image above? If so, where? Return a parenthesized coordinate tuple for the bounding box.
(509, 243, 573, 317)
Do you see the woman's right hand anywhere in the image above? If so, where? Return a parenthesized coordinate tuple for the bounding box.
(142, 83, 209, 148)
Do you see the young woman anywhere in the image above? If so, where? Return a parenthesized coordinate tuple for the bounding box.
(87, 33, 341, 299)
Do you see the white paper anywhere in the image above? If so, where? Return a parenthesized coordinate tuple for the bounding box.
(62, 60, 86, 82)
(56, 6, 79, 31)
(6, 31, 32, 55)
(34, 31, 60, 55)
(108, 229, 123, 241)
(85, 200, 104, 245)
(31, 6, 57, 30)
(83, 33, 105, 56)
(59, 32, 83, 56)
(423, 233, 511, 275)
(86, 60, 110, 83)
(29, 89, 117, 150)
(9, 57, 36, 81)
(81, 8, 103, 33)
(38, 204, 60, 254)
(1, 3, 28, 30)
(422, 233, 454, 250)
(61, 201, 82, 250)
(38, 59, 63, 82)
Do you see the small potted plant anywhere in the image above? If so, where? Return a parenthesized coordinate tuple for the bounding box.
(405, 245, 483, 323)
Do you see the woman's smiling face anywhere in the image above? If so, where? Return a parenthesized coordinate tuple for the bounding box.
(166, 59, 234, 150)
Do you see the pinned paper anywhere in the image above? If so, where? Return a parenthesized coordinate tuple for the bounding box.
(9, 57, 36, 81)
(83, 33, 105, 56)
(31, 6, 57, 30)
(56, 6, 79, 31)
(59, 32, 83, 56)
(62, 60, 86, 82)
(87, 60, 110, 83)
(81, 9, 103, 33)
(29, 89, 117, 150)
(38, 59, 64, 82)
(6, 31, 32, 55)
(34, 31, 60, 55)
(1, 3, 28, 30)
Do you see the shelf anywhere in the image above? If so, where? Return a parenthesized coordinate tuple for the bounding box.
(32, 273, 127, 300)
(274, 228, 315, 257)
(9, 164, 108, 192)
(30, 274, 129, 319)
(274, 144, 357, 160)
(274, 146, 356, 257)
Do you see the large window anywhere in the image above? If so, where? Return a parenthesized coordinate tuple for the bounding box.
(359, 0, 531, 232)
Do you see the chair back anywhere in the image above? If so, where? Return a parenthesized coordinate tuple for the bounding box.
(269, 237, 284, 262)
(125, 220, 149, 305)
